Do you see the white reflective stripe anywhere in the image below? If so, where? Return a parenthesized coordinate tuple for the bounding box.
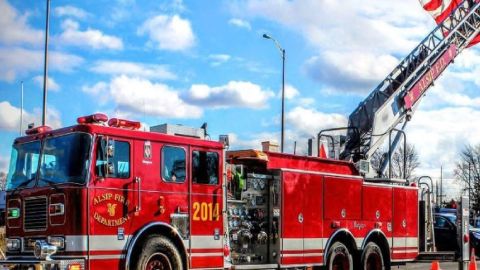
(282, 238, 303, 251)
(392, 237, 406, 246)
(90, 235, 130, 251)
(303, 238, 323, 250)
(355, 238, 364, 248)
(183, 240, 189, 249)
(304, 253, 324, 257)
(190, 252, 223, 257)
(190, 236, 222, 249)
(65, 235, 88, 252)
(90, 254, 124, 260)
(65, 235, 131, 252)
(281, 253, 303, 258)
(406, 237, 418, 247)
(391, 248, 418, 254)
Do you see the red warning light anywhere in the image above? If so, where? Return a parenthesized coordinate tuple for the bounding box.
(77, 113, 108, 124)
(108, 118, 141, 130)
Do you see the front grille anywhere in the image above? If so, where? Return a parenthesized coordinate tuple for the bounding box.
(24, 197, 47, 231)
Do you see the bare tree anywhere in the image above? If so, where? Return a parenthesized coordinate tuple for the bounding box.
(370, 143, 420, 180)
(0, 172, 6, 191)
(454, 144, 480, 212)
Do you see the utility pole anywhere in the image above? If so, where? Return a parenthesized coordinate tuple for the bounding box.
(42, 0, 51, 126)
(440, 166, 443, 206)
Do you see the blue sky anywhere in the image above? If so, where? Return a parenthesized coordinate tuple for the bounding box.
(1, 0, 480, 198)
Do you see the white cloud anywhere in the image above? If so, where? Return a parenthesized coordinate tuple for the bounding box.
(304, 51, 399, 94)
(54, 5, 90, 19)
(90, 60, 177, 80)
(83, 76, 202, 119)
(138, 14, 195, 51)
(228, 18, 251, 30)
(286, 106, 348, 137)
(208, 54, 231, 66)
(233, 0, 433, 94)
(0, 47, 84, 82)
(406, 107, 480, 187)
(0, 101, 62, 132)
(0, 0, 43, 45)
(81, 81, 108, 95)
(0, 155, 8, 174)
(33, 76, 60, 92)
(277, 84, 299, 100)
(58, 19, 123, 50)
(184, 81, 275, 109)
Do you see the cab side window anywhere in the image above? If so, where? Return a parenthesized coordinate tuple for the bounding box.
(96, 140, 130, 179)
(192, 151, 219, 185)
(162, 146, 186, 183)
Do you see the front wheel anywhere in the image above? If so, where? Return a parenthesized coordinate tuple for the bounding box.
(361, 242, 385, 270)
(326, 241, 353, 270)
(135, 235, 184, 270)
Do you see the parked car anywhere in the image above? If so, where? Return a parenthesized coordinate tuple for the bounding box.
(434, 213, 480, 256)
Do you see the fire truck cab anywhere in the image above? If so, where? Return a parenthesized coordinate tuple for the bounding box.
(2, 113, 418, 270)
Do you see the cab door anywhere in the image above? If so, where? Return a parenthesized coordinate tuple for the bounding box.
(89, 136, 137, 270)
(189, 147, 224, 268)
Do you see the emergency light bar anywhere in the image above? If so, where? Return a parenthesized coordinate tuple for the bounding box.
(25, 125, 52, 135)
(108, 118, 141, 130)
(77, 113, 108, 124)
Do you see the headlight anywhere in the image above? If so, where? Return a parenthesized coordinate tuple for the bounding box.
(6, 238, 21, 251)
(47, 236, 65, 249)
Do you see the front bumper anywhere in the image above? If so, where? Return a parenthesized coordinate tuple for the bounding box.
(0, 258, 85, 270)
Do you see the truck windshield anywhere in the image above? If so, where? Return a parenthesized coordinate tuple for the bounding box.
(6, 141, 41, 190)
(6, 133, 92, 190)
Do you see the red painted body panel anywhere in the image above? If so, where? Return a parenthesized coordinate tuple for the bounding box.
(324, 177, 362, 220)
(5, 122, 420, 269)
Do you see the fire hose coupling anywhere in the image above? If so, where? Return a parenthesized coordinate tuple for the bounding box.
(34, 240, 58, 260)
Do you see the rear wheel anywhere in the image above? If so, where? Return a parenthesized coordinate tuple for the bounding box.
(361, 242, 385, 270)
(135, 235, 184, 270)
(326, 242, 353, 270)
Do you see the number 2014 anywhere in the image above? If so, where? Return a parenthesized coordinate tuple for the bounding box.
(193, 202, 220, 221)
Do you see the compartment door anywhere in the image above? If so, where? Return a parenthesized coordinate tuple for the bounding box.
(189, 148, 224, 268)
(281, 171, 304, 265)
(392, 188, 407, 261)
(302, 174, 324, 265)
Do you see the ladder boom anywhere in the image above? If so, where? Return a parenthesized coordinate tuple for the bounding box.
(340, 0, 480, 162)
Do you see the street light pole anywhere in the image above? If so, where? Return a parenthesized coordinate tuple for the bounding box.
(20, 81, 24, 135)
(263, 33, 286, 153)
(42, 0, 51, 126)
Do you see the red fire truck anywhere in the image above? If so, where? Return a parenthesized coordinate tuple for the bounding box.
(2, 1, 480, 270)
(2, 114, 419, 270)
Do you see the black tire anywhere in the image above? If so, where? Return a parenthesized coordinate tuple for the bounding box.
(361, 242, 385, 270)
(135, 235, 184, 270)
(326, 242, 353, 270)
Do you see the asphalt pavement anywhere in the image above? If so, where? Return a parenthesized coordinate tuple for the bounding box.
(396, 261, 479, 269)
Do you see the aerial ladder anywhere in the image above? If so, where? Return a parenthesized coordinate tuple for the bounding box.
(317, 0, 480, 178)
